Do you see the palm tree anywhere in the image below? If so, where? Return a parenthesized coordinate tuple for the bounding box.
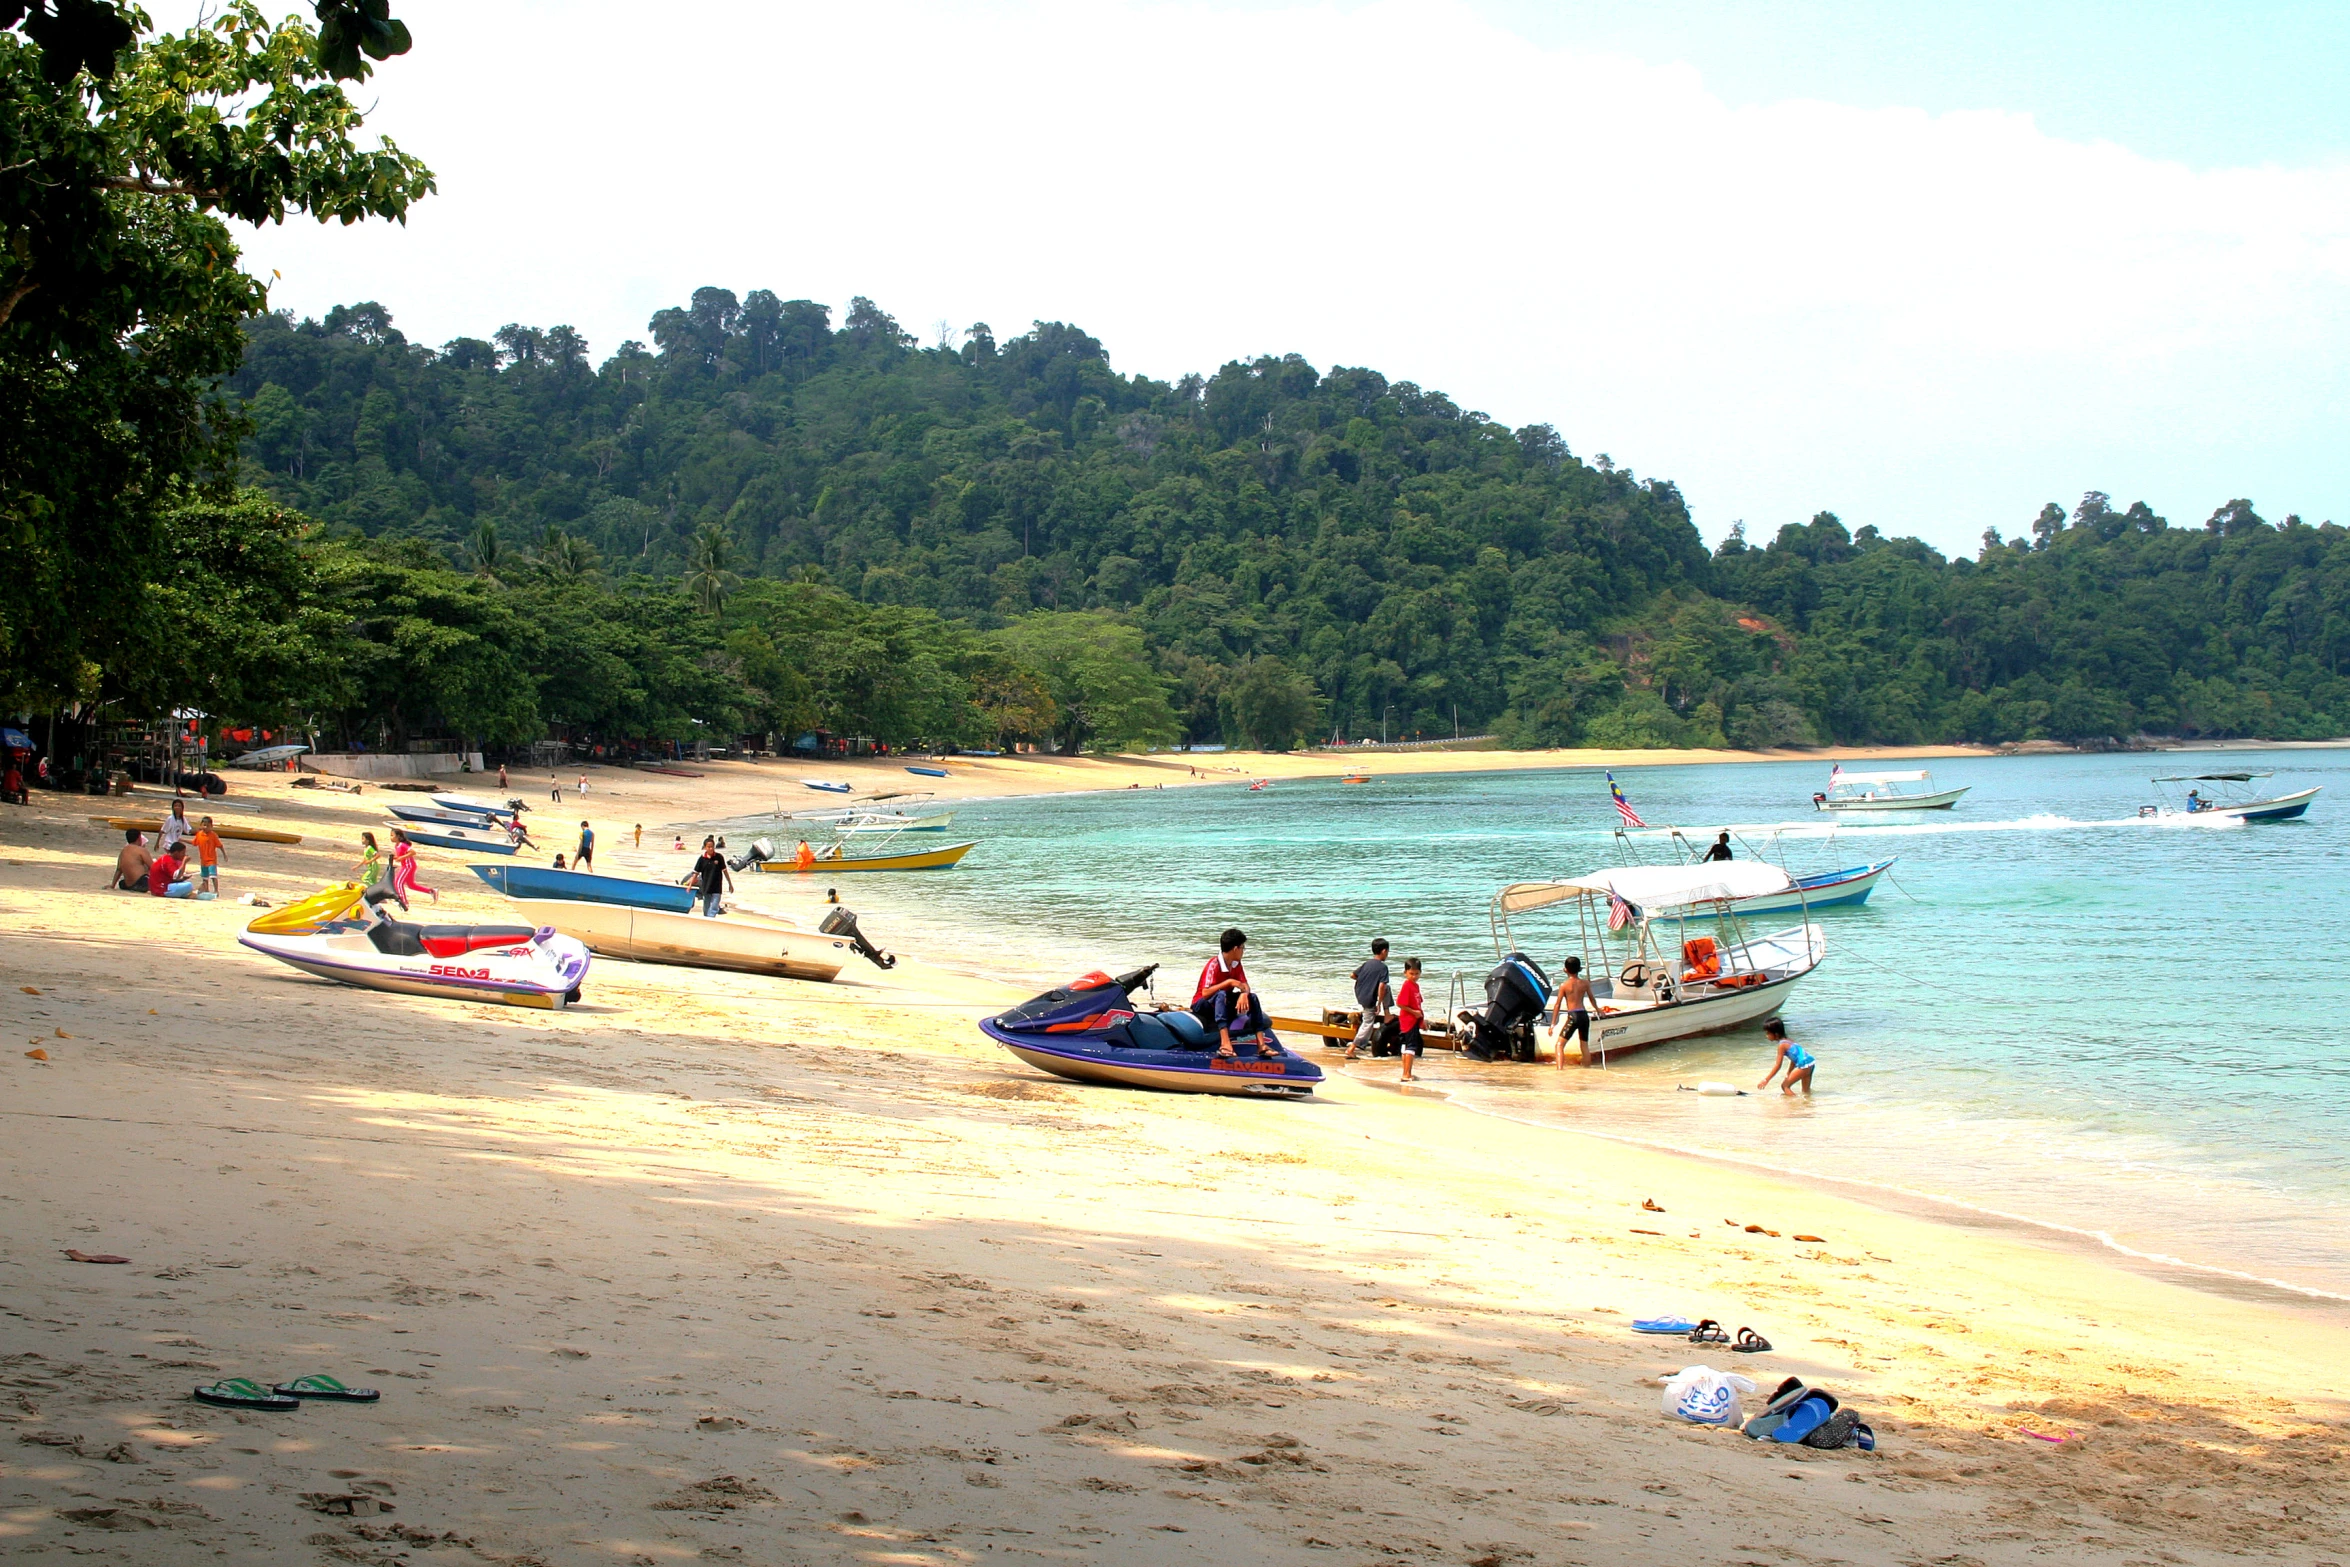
(684, 525, 741, 615)
(539, 524, 600, 580)
(464, 519, 502, 580)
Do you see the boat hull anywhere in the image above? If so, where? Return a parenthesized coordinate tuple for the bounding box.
(505, 897, 847, 981)
(1732, 858, 1893, 914)
(99, 815, 302, 845)
(836, 813, 953, 833)
(390, 803, 512, 829)
(238, 927, 589, 1008)
(469, 862, 696, 912)
(2146, 786, 2321, 823)
(755, 841, 977, 873)
(394, 824, 521, 854)
(1817, 785, 1969, 811)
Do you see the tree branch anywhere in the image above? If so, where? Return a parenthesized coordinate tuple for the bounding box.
(0, 274, 36, 332)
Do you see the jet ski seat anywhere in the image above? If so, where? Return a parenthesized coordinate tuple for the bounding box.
(1157, 1009, 1210, 1050)
(368, 922, 538, 958)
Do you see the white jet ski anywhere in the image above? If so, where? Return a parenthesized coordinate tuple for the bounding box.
(239, 884, 590, 1009)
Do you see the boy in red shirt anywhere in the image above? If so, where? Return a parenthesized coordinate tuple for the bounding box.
(1193, 927, 1248, 1012)
(1395, 957, 1426, 1082)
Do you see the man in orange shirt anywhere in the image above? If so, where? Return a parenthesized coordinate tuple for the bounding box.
(191, 816, 225, 898)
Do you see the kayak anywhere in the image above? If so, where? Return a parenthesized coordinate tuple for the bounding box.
(98, 816, 302, 845)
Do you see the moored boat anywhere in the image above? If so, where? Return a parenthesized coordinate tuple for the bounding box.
(389, 821, 523, 854)
(390, 802, 524, 831)
(753, 839, 977, 873)
(98, 815, 302, 845)
(802, 779, 853, 793)
(237, 884, 589, 1008)
(1811, 767, 1968, 812)
(980, 964, 1322, 1097)
(1476, 863, 1825, 1064)
(2140, 772, 2321, 823)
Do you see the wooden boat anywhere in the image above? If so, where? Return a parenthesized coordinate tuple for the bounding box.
(1811, 768, 1968, 811)
(468, 862, 694, 912)
(99, 815, 302, 845)
(2140, 772, 2320, 823)
(754, 839, 976, 873)
(1481, 864, 1825, 1064)
(501, 896, 851, 981)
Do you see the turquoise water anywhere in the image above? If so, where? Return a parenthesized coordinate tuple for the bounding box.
(756, 751, 2350, 1299)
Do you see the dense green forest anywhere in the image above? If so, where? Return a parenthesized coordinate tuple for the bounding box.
(212, 290, 2350, 752)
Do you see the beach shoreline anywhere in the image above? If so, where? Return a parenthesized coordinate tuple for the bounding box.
(4, 766, 2346, 1560)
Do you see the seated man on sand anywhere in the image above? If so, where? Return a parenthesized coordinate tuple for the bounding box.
(110, 828, 151, 890)
(146, 843, 195, 898)
(1212, 986, 1281, 1060)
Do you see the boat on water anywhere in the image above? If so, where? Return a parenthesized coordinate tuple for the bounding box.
(238, 884, 589, 1009)
(1340, 774, 1372, 784)
(499, 897, 855, 981)
(468, 862, 695, 912)
(980, 964, 1323, 1098)
(390, 821, 523, 855)
(2140, 771, 2321, 823)
(1475, 862, 1825, 1063)
(1812, 767, 1968, 812)
(754, 839, 977, 873)
(1647, 829, 1895, 914)
(1248, 779, 1272, 792)
(836, 811, 953, 834)
(794, 794, 955, 833)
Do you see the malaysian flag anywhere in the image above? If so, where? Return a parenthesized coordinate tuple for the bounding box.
(1607, 770, 1646, 829)
(1608, 890, 1636, 931)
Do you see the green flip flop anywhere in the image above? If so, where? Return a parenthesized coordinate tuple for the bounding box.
(194, 1378, 300, 1411)
(271, 1375, 381, 1403)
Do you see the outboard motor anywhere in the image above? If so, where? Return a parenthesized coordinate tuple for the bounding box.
(820, 904, 896, 970)
(1461, 950, 1552, 1062)
(728, 837, 774, 872)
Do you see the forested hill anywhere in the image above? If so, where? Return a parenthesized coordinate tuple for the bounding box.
(230, 292, 2350, 748)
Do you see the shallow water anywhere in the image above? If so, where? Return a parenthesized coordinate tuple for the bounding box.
(725, 749, 2350, 1299)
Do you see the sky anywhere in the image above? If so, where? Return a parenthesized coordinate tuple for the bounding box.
(178, 1, 2350, 556)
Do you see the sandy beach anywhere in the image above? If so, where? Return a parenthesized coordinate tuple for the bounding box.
(4, 758, 2346, 1564)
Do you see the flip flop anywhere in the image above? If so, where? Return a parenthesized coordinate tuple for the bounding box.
(1632, 1317, 1698, 1335)
(1802, 1408, 1862, 1449)
(1686, 1318, 1730, 1345)
(193, 1378, 300, 1411)
(1762, 1375, 1811, 1416)
(1770, 1391, 1841, 1444)
(1742, 1410, 1789, 1440)
(272, 1375, 380, 1403)
(1731, 1327, 1773, 1353)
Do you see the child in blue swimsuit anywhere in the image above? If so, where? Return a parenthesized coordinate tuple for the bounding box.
(1757, 1018, 1816, 1096)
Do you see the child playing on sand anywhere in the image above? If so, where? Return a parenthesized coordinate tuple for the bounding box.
(1756, 1019, 1816, 1096)
(1396, 957, 1425, 1081)
(191, 816, 223, 897)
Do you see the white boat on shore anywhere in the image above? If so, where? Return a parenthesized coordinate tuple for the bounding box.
(1479, 863, 1825, 1064)
(503, 896, 855, 981)
(1812, 767, 1968, 812)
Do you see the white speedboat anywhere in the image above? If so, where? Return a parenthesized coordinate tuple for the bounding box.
(502, 896, 854, 981)
(1811, 767, 1967, 812)
(239, 885, 590, 1009)
(2140, 771, 2320, 823)
(1480, 862, 1825, 1064)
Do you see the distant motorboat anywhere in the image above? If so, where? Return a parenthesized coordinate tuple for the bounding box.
(1812, 767, 1968, 812)
(1648, 829, 1896, 914)
(802, 779, 853, 793)
(2140, 771, 2320, 823)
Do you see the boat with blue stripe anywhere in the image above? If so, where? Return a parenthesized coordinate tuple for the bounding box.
(468, 862, 695, 913)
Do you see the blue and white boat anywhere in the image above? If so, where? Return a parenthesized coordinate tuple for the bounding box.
(980, 964, 1323, 1098)
(432, 793, 523, 823)
(2141, 772, 2320, 823)
(390, 821, 522, 855)
(390, 802, 524, 830)
(1733, 858, 1895, 914)
(468, 862, 695, 913)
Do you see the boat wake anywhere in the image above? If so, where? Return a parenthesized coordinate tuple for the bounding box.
(1692, 811, 2249, 840)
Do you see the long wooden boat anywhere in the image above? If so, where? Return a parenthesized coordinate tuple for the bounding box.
(502, 896, 850, 981)
(98, 816, 302, 845)
(754, 840, 977, 873)
(469, 862, 696, 912)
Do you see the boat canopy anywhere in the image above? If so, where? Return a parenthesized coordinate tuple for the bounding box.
(1496, 861, 1794, 916)
(2153, 772, 2270, 783)
(1831, 769, 1930, 785)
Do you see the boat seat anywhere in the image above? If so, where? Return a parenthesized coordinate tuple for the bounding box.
(367, 922, 535, 958)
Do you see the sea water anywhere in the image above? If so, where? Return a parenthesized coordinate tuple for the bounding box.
(763, 750, 2350, 1301)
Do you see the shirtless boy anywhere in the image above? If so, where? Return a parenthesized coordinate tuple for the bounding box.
(1550, 955, 1594, 1067)
(109, 828, 151, 890)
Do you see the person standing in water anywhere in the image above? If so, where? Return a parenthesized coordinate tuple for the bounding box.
(1550, 955, 1594, 1067)
(1756, 1018, 1816, 1095)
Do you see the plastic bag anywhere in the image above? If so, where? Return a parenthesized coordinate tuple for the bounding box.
(1660, 1364, 1756, 1425)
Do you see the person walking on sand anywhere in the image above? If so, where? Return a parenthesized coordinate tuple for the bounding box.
(191, 816, 224, 898)
(1395, 957, 1426, 1081)
(1550, 955, 1594, 1068)
(551, 776, 563, 803)
(498, 763, 508, 791)
(633, 823, 642, 848)
(1756, 1018, 1816, 1095)
(577, 772, 588, 797)
(575, 820, 595, 873)
(686, 836, 732, 917)
(1344, 938, 1392, 1061)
